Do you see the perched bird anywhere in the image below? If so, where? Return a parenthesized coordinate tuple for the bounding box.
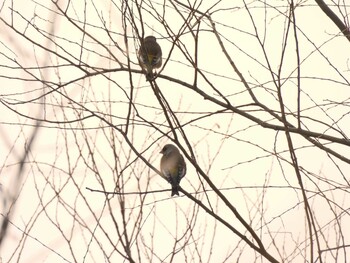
(160, 144, 186, 196)
(138, 36, 162, 79)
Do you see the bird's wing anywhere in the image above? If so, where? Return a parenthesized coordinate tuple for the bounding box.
(178, 156, 186, 180)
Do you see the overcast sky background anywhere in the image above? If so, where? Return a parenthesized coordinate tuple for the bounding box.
(0, 0, 349, 262)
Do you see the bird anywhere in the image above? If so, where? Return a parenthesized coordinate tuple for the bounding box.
(138, 36, 162, 79)
(160, 144, 186, 196)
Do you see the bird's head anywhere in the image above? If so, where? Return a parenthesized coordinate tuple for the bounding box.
(160, 144, 179, 156)
(144, 35, 157, 42)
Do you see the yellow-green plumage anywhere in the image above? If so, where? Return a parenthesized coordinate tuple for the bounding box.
(138, 36, 162, 78)
(160, 144, 186, 196)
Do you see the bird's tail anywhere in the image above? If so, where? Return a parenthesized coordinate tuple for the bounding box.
(146, 66, 154, 81)
(171, 185, 179, 196)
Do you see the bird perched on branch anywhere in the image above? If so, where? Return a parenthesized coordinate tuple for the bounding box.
(160, 144, 186, 196)
(138, 36, 162, 79)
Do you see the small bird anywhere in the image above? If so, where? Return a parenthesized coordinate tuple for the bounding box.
(138, 36, 162, 79)
(160, 144, 186, 196)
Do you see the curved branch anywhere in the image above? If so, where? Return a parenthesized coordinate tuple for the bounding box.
(315, 0, 350, 43)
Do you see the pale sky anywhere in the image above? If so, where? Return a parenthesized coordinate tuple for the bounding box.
(0, 0, 349, 262)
